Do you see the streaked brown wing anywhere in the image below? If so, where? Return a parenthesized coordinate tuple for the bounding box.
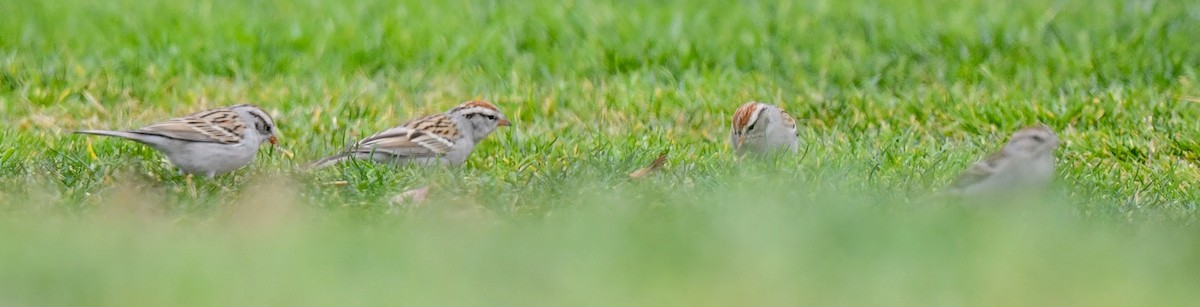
(134, 109, 244, 144)
(356, 127, 454, 157)
(948, 151, 1006, 190)
(401, 114, 461, 139)
(779, 109, 797, 130)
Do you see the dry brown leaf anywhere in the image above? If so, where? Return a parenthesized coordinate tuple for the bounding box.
(391, 185, 432, 207)
(629, 152, 668, 179)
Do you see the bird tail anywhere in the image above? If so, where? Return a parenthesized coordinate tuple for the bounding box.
(75, 130, 144, 141)
(307, 153, 351, 170)
(76, 128, 137, 138)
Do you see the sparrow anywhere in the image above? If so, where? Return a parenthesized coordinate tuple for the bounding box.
(310, 100, 510, 168)
(76, 104, 279, 178)
(945, 124, 1060, 199)
(730, 101, 800, 155)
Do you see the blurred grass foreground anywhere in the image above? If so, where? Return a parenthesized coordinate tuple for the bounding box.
(3, 0, 1200, 305)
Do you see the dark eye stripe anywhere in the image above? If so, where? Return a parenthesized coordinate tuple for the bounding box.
(247, 112, 271, 132)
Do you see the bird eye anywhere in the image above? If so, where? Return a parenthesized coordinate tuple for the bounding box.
(746, 123, 756, 131)
(1032, 135, 1045, 142)
(484, 115, 496, 120)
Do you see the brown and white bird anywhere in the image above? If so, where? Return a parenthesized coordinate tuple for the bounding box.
(730, 102, 799, 155)
(945, 124, 1060, 198)
(76, 104, 279, 178)
(309, 100, 510, 168)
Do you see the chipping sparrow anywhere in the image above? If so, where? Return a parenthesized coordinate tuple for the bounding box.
(309, 100, 510, 168)
(945, 124, 1060, 198)
(730, 102, 799, 155)
(76, 104, 279, 178)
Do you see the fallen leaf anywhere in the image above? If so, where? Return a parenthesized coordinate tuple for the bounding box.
(629, 152, 668, 179)
(391, 185, 432, 206)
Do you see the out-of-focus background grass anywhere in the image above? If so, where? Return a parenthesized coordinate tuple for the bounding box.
(2, 0, 1199, 305)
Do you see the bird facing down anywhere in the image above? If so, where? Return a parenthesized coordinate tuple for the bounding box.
(730, 101, 799, 155)
(945, 124, 1060, 199)
(309, 100, 510, 169)
(76, 104, 279, 178)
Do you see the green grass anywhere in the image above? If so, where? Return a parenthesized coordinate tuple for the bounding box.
(2, 0, 1200, 305)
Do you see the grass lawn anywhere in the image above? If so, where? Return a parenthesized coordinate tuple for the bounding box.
(2, 0, 1200, 305)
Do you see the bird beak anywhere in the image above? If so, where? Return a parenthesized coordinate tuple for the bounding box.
(268, 135, 279, 145)
(735, 137, 745, 148)
(498, 118, 511, 127)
